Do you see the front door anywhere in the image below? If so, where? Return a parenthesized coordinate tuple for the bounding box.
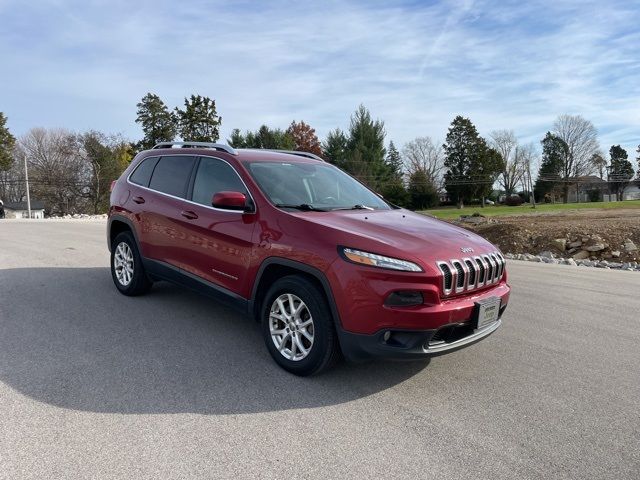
(174, 156, 257, 296)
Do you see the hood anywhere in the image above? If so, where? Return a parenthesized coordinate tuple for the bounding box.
(296, 208, 498, 265)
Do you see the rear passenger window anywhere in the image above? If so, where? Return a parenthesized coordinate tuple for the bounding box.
(149, 156, 196, 198)
(191, 157, 247, 206)
(129, 157, 159, 187)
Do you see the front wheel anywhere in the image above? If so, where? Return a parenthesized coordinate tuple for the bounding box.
(261, 275, 340, 376)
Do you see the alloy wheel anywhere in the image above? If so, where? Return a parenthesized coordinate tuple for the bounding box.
(269, 293, 315, 361)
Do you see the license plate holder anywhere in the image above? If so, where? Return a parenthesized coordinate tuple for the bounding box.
(474, 296, 501, 329)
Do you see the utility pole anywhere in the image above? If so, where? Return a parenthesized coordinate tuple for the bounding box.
(23, 153, 31, 218)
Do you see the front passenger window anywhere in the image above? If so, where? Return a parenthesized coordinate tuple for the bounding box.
(192, 157, 247, 207)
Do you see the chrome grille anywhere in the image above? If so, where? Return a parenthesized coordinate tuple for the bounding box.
(437, 251, 506, 297)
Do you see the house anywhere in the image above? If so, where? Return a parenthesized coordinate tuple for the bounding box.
(622, 180, 640, 200)
(566, 176, 608, 202)
(3, 201, 46, 219)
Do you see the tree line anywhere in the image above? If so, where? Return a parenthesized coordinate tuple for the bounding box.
(1, 94, 639, 215)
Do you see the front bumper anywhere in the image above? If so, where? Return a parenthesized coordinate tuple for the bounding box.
(336, 304, 506, 361)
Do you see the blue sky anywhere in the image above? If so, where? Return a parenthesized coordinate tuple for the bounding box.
(1, 0, 639, 157)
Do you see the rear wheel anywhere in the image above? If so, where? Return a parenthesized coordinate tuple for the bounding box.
(261, 275, 340, 376)
(110, 231, 152, 296)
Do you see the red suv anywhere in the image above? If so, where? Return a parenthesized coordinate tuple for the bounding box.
(108, 142, 510, 375)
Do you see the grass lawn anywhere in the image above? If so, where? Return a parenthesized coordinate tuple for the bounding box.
(420, 200, 640, 219)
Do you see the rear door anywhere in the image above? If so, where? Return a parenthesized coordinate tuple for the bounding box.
(141, 155, 197, 268)
(175, 155, 257, 295)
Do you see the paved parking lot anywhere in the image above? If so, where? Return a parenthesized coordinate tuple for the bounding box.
(1, 220, 639, 479)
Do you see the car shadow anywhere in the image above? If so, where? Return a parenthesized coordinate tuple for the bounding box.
(0, 267, 429, 414)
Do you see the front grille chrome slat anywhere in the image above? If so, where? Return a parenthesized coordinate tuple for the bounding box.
(438, 251, 505, 297)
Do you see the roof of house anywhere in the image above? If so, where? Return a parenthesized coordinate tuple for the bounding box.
(3, 201, 45, 210)
(569, 175, 607, 184)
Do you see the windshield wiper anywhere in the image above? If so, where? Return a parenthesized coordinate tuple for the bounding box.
(332, 204, 375, 211)
(275, 203, 329, 212)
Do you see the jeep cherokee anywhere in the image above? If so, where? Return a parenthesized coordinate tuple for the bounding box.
(108, 142, 510, 376)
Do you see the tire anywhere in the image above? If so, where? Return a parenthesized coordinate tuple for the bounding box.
(261, 275, 341, 376)
(110, 231, 152, 296)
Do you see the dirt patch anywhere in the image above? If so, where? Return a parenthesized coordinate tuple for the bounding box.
(449, 209, 640, 262)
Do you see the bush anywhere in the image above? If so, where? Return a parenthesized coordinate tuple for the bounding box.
(504, 195, 524, 206)
(587, 189, 601, 202)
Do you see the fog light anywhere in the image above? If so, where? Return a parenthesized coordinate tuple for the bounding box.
(383, 331, 391, 342)
(384, 291, 423, 307)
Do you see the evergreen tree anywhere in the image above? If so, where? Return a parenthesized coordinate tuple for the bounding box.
(0, 112, 16, 172)
(608, 145, 634, 200)
(534, 132, 567, 202)
(322, 129, 348, 168)
(443, 116, 502, 208)
(228, 128, 246, 148)
(379, 141, 408, 206)
(385, 141, 403, 177)
(344, 105, 388, 191)
(228, 125, 294, 150)
(408, 169, 439, 210)
(135, 93, 177, 150)
(175, 94, 221, 142)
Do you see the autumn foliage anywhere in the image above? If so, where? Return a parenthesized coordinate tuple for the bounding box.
(286, 121, 322, 156)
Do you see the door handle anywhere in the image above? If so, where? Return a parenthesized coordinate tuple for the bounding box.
(181, 210, 198, 220)
(132, 196, 145, 204)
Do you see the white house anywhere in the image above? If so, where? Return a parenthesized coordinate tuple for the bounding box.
(3, 201, 46, 219)
(622, 182, 640, 200)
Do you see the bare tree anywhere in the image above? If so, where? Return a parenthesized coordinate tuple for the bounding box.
(552, 114, 600, 202)
(490, 130, 525, 196)
(402, 137, 444, 187)
(16, 128, 90, 215)
(516, 143, 538, 205)
(590, 151, 607, 179)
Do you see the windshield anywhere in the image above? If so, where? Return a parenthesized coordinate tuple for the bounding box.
(244, 161, 391, 211)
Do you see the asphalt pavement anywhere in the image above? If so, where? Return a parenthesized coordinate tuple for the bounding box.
(0, 220, 638, 479)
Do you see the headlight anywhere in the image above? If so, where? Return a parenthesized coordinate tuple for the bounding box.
(340, 247, 423, 272)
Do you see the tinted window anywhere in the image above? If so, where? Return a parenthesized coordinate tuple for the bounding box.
(149, 156, 196, 198)
(129, 157, 159, 187)
(192, 157, 247, 206)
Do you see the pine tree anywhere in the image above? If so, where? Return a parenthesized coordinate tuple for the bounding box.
(443, 116, 502, 208)
(135, 93, 177, 150)
(228, 128, 246, 148)
(228, 126, 294, 149)
(0, 112, 16, 172)
(379, 141, 408, 206)
(608, 145, 633, 200)
(175, 94, 221, 142)
(322, 129, 348, 168)
(344, 105, 388, 191)
(534, 132, 567, 202)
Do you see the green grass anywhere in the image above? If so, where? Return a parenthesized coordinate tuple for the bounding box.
(420, 200, 640, 219)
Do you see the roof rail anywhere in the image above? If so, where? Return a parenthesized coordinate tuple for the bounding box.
(242, 149, 324, 161)
(152, 142, 237, 155)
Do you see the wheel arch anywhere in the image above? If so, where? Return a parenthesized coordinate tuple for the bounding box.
(250, 258, 342, 328)
(108, 215, 141, 253)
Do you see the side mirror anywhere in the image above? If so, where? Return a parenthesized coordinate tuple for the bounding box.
(212, 191, 248, 211)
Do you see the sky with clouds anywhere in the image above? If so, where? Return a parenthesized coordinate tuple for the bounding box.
(1, 0, 639, 157)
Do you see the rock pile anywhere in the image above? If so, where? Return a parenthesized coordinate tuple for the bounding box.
(504, 252, 640, 271)
(548, 234, 637, 261)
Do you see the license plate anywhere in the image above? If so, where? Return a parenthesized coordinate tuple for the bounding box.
(474, 297, 501, 329)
